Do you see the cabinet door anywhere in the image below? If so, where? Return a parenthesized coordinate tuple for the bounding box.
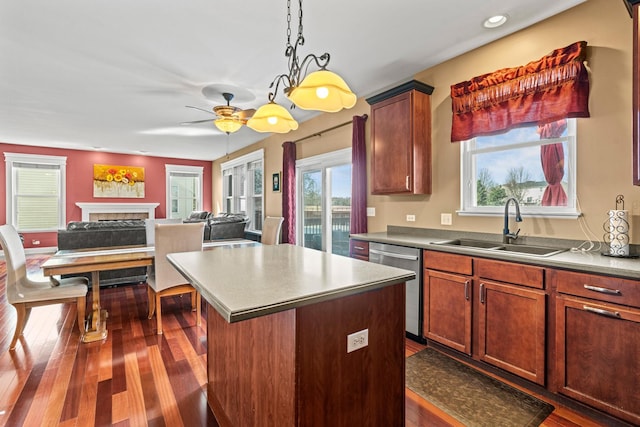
(424, 270, 472, 354)
(556, 295, 640, 425)
(477, 279, 546, 385)
(349, 239, 369, 261)
(371, 92, 414, 194)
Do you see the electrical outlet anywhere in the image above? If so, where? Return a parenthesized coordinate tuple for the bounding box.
(441, 213, 452, 226)
(347, 328, 369, 353)
(406, 214, 416, 222)
(367, 207, 376, 217)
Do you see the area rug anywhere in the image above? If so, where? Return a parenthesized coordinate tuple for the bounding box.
(406, 347, 554, 427)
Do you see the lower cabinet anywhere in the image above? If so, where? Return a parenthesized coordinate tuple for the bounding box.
(477, 279, 546, 385)
(553, 269, 640, 425)
(424, 251, 547, 386)
(424, 270, 472, 354)
(349, 239, 369, 261)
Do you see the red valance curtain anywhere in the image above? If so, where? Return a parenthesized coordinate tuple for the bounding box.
(451, 41, 590, 142)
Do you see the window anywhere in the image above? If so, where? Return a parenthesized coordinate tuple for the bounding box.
(460, 119, 578, 217)
(5, 153, 66, 232)
(296, 148, 352, 256)
(166, 165, 203, 219)
(221, 149, 263, 231)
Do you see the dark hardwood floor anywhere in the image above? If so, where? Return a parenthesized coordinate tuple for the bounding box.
(0, 255, 609, 426)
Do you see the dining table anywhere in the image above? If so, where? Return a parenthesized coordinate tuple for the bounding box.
(41, 238, 257, 343)
(42, 245, 154, 343)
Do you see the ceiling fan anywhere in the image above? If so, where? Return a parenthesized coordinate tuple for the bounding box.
(183, 92, 256, 134)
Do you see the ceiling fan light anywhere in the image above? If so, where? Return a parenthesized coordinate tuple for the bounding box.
(246, 102, 299, 133)
(287, 70, 357, 112)
(214, 117, 243, 134)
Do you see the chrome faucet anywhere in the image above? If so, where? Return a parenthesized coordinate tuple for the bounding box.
(503, 197, 522, 244)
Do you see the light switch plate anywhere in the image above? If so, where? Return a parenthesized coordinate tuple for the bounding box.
(367, 207, 376, 217)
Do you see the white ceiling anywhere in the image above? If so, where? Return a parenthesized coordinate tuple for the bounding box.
(0, 0, 586, 161)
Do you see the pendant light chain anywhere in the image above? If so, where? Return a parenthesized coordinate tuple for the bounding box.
(286, 0, 292, 49)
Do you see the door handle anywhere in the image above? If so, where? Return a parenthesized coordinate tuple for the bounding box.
(464, 280, 470, 301)
(583, 305, 621, 319)
(479, 282, 485, 304)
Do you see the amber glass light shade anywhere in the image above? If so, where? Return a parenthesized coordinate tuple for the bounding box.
(287, 70, 357, 112)
(246, 102, 299, 133)
(214, 118, 244, 134)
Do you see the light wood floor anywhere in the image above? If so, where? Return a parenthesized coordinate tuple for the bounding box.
(0, 255, 613, 426)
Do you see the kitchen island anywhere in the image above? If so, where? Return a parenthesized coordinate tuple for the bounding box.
(167, 244, 415, 427)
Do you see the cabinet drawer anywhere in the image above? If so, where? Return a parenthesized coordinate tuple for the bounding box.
(349, 240, 369, 260)
(476, 258, 544, 289)
(554, 269, 640, 308)
(424, 250, 472, 275)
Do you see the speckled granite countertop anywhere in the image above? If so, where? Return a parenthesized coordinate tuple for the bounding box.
(351, 227, 640, 280)
(167, 244, 415, 323)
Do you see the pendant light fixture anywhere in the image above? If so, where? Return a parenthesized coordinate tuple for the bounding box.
(247, 0, 356, 134)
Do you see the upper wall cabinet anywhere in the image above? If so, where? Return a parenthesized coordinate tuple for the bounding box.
(366, 80, 434, 195)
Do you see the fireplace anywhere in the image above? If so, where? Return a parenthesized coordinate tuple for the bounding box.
(76, 202, 159, 221)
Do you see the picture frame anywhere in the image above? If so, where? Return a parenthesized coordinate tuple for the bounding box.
(272, 172, 281, 192)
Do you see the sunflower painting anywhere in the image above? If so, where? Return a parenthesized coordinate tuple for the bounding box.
(93, 164, 145, 198)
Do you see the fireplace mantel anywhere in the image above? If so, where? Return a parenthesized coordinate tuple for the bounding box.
(76, 202, 159, 221)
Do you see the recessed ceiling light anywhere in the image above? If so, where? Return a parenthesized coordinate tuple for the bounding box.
(483, 14, 508, 29)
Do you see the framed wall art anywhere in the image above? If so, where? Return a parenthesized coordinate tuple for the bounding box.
(93, 164, 145, 198)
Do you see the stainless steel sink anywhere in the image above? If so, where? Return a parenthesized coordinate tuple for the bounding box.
(430, 239, 567, 257)
(495, 244, 567, 257)
(431, 239, 503, 249)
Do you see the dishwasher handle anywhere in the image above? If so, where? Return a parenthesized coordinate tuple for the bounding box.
(369, 248, 419, 261)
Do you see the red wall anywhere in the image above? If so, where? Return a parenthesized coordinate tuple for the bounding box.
(0, 143, 212, 249)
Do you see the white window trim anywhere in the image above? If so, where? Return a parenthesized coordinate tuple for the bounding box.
(220, 148, 264, 229)
(165, 164, 204, 217)
(295, 147, 352, 247)
(5, 152, 67, 231)
(458, 120, 580, 219)
(220, 149, 264, 171)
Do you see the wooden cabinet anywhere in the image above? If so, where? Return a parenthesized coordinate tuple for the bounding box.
(349, 239, 369, 261)
(476, 259, 546, 385)
(424, 269, 472, 354)
(552, 269, 640, 425)
(366, 80, 434, 195)
(423, 251, 546, 385)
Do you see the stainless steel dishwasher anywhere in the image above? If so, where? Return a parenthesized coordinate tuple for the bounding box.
(369, 242, 423, 341)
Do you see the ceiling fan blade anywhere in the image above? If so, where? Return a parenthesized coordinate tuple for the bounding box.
(185, 105, 216, 115)
(181, 119, 214, 125)
(236, 108, 256, 119)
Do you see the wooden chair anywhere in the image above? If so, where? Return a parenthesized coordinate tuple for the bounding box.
(261, 217, 284, 245)
(0, 224, 88, 350)
(147, 222, 204, 334)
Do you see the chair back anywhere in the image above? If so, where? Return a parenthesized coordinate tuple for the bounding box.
(144, 218, 182, 246)
(151, 222, 204, 291)
(261, 217, 284, 245)
(0, 224, 28, 302)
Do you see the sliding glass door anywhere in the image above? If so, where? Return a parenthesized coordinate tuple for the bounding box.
(297, 149, 352, 256)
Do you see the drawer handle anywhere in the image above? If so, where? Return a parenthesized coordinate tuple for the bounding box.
(479, 283, 485, 304)
(583, 284, 621, 295)
(583, 305, 621, 319)
(353, 246, 365, 250)
(464, 280, 470, 301)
